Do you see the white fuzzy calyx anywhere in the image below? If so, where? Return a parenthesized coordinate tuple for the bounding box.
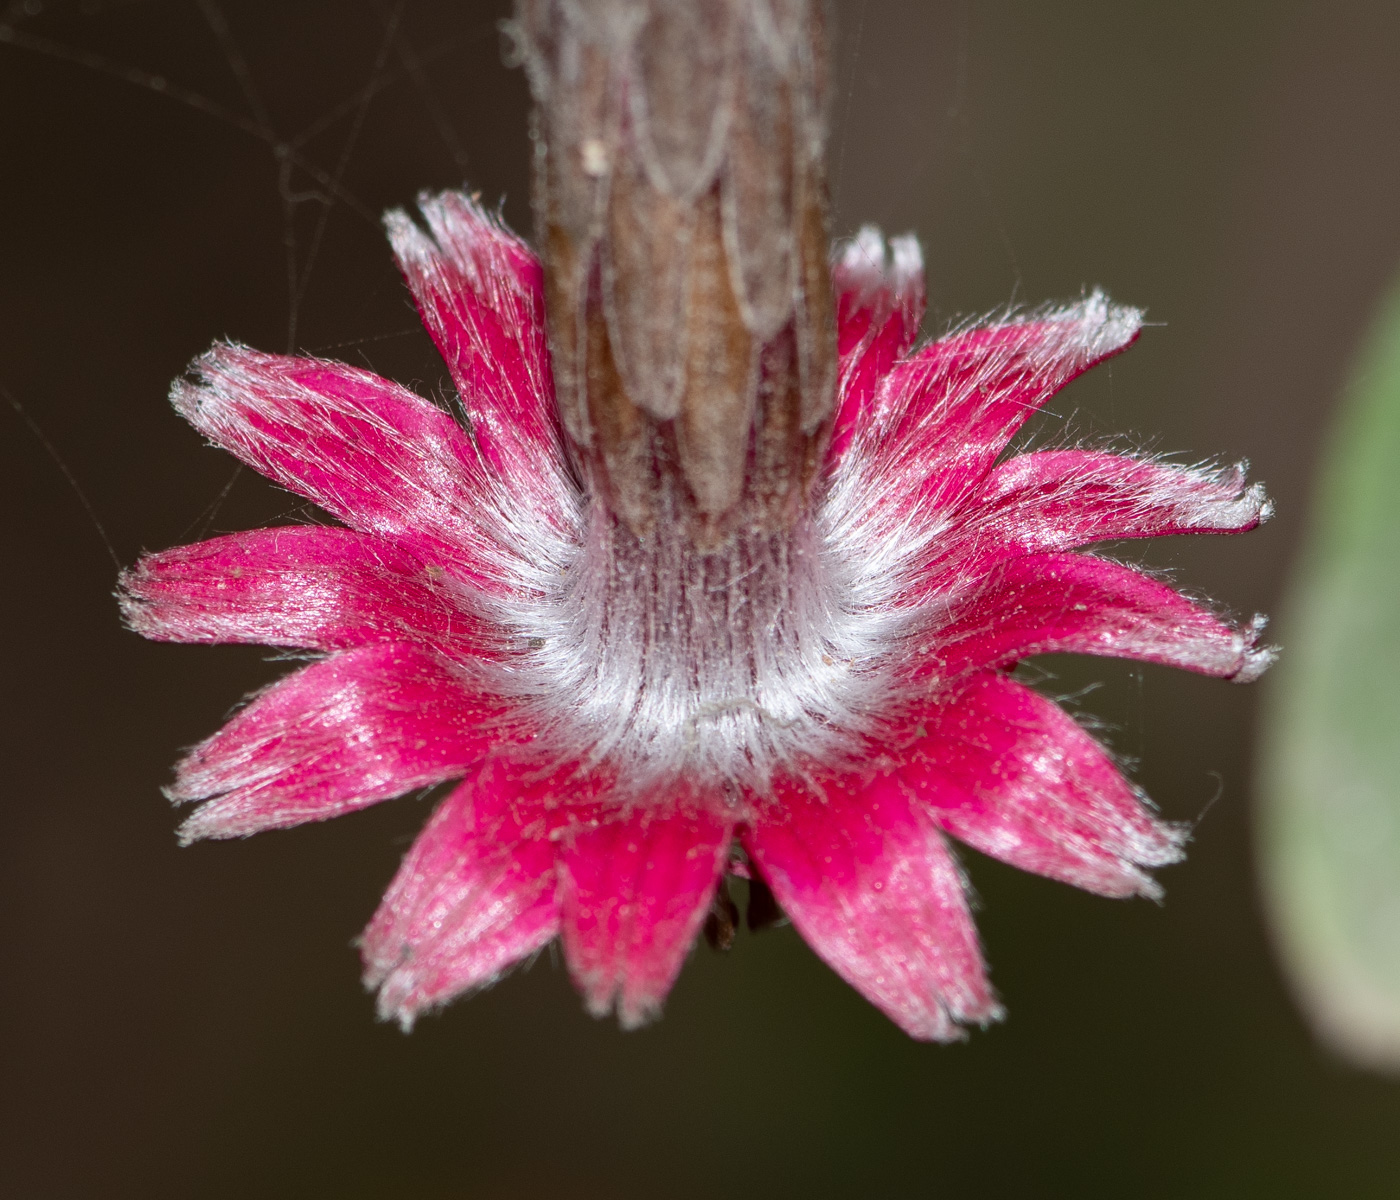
(481, 502, 908, 801)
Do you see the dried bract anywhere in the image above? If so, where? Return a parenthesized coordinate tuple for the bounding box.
(509, 0, 835, 544)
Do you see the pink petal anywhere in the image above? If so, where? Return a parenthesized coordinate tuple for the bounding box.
(901, 674, 1184, 898)
(118, 526, 487, 659)
(849, 292, 1142, 517)
(967, 450, 1271, 555)
(829, 227, 925, 463)
(384, 191, 561, 476)
(173, 642, 499, 842)
(558, 800, 733, 1029)
(925, 552, 1274, 683)
(743, 772, 1001, 1041)
(172, 343, 529, 586)
(361, 760, 561, 1028)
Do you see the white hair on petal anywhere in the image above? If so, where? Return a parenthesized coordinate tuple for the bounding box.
(823, 292, 1146, 598)
(888, 233, 924, 287)
(835, 225, 924, 303)
(838, 225, 892, 279)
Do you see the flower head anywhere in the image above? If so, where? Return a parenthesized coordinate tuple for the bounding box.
(120, 3, 1272, 1039)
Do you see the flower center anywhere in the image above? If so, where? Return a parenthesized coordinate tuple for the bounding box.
(499, 504, 897, 801)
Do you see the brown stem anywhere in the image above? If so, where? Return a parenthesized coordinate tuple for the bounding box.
(511, 0, 837, 549)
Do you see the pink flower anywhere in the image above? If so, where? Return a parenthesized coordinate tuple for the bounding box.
(121, 192, 1271, 1040)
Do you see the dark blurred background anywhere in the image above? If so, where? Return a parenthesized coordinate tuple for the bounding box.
(3, 2, 1399, 1196)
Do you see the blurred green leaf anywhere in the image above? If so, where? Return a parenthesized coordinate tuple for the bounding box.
(1259, 268, 1400, 1071)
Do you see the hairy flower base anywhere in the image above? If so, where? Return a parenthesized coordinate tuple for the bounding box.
(121, 192, 1272, 1039)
